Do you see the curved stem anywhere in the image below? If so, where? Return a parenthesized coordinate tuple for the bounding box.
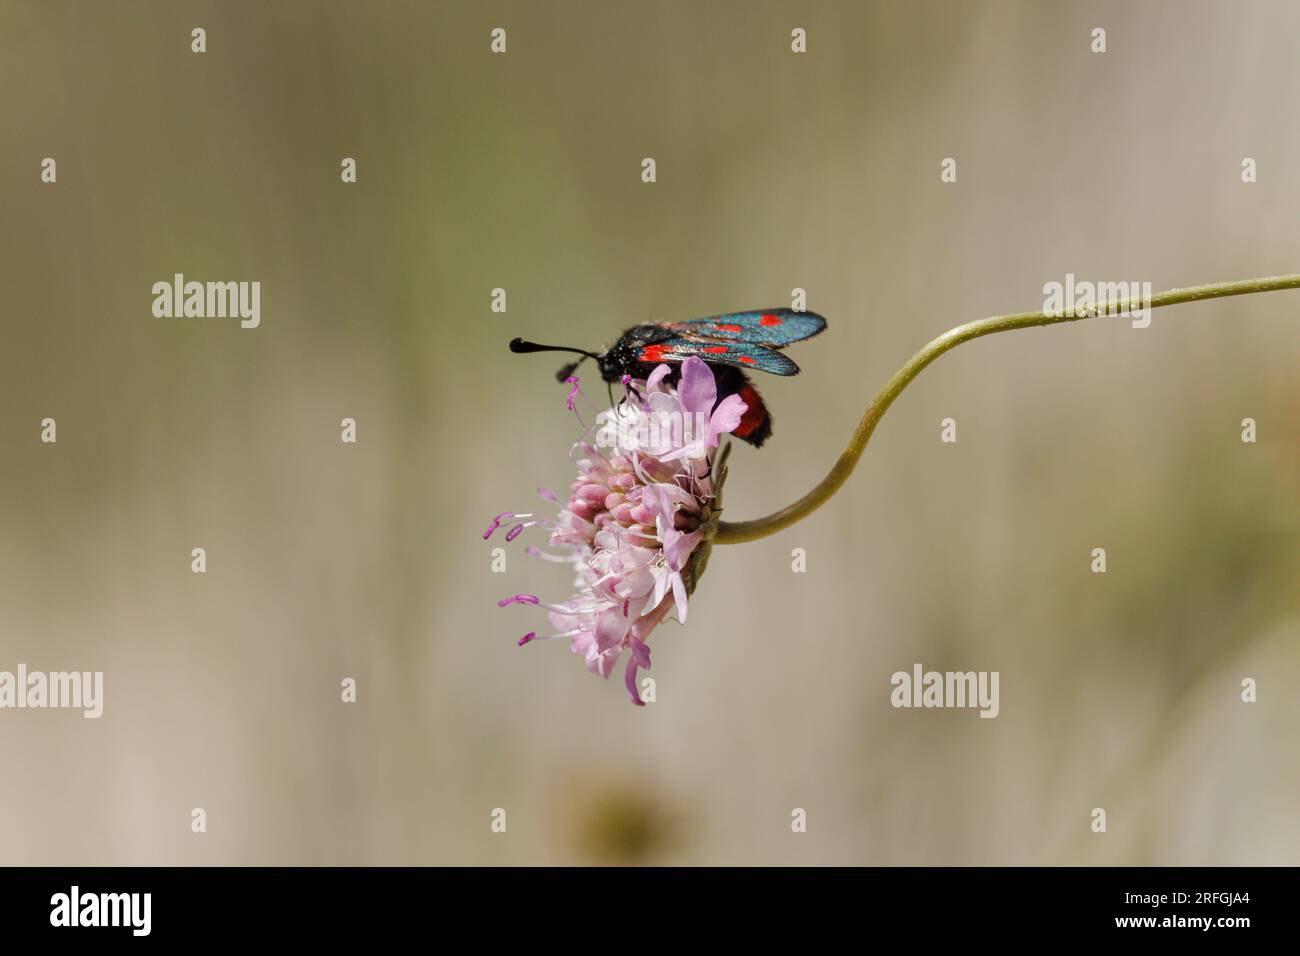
(715, 273, 1300, 545)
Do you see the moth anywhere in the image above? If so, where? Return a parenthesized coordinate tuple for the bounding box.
(510, 309, 827, 446)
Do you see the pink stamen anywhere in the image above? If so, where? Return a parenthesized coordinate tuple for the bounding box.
(537, 487, 558, 503)
(505, 523, 525, 542)
(517, 632, 537, 646)
(482, 511, 513, 540)
(565, 376, 581, 411)
(497, 594, 540, 607)
(525, 546, 570, 563)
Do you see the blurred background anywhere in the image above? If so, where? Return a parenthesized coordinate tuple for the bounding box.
(1, 0, 1297, 865)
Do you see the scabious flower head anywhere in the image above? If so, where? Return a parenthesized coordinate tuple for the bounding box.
(486, 356, 744, 705)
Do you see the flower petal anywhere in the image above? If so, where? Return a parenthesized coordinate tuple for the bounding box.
(708, 393, 748, 442)
(671, 571, 688, 624)
(624, 653, 646, 706)
(677, 356, 717, 416)
(594, 606, 630, 652)
(663, 527, 702, 570)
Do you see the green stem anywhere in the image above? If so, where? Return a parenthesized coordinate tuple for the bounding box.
(714, 273, 1300, 545)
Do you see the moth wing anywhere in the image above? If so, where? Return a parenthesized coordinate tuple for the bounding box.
(668, 310, 827, 348)
(636, 339, 800, 376)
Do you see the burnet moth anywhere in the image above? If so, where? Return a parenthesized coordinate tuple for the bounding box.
(510, 309, 827, 447)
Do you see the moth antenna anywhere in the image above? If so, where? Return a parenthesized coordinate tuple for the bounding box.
(508, 338, 600, 383)
(509, 338, 599, 359)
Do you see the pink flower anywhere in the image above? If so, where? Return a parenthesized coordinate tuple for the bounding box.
(486, 357, 744, 705)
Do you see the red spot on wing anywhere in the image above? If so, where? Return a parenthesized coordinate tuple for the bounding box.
(738, 355, 756, 365)
(704, 346, 728, 353)
(640, 345, 668, 362)
(735, 384, 766, 438)
(760, 314, 782, 326)
(715, 323, 742, 333)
